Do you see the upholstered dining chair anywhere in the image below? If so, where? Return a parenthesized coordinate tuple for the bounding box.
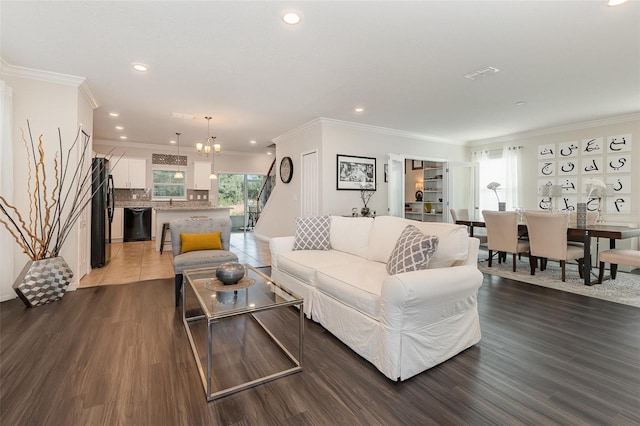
(451, 208, 488, 245)
(450, 208, 469, 222)
(598, 249, 640, 283)
(523, 211, 584, 282)
(170, 217, 238, 306)
(482, 210, 529, 272)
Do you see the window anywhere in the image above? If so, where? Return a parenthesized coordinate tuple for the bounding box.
(152, 167, 186, 200)
(473, 146, 522, 212)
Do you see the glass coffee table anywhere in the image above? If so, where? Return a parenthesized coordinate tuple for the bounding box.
(182, 265, 303, 401)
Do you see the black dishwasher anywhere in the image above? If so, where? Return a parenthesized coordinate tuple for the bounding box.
(124, 208, 152, 242)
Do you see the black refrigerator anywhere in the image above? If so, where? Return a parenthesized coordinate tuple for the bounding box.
(91, 157, 115, 268)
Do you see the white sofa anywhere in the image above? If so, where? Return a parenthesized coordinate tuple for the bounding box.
(269, 215, 483, 381)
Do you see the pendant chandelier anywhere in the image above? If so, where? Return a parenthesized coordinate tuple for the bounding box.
(174, 132, 184, 179)
(196, 116, 221, 180)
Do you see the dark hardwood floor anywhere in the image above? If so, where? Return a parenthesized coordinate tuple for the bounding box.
(1, 273, 639, 425)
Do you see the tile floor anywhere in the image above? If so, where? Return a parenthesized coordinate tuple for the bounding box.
(79, 232, 271, 287)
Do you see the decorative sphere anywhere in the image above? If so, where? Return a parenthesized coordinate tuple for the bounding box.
(216, 262, 245, 285)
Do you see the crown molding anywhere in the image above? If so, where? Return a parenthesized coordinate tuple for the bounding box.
(272, 118, 323, 144)
(468, 112, 640, 146)
(79, 80, 100, 110)
(1, 58, 100, 109)
(318, 117, 464, 145)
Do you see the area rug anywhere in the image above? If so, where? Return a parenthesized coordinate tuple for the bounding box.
(478, 255, 640, 307)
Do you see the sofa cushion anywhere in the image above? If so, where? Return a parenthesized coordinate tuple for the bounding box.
(293, 216, 331, 251)
(329, 216, 374, 257)
(368, 216, 468, 269)
(387, 225, 439, 275)
(180, 231, 222, 253)
(277, 250, 366, 285)
(315, 261, 388, 320)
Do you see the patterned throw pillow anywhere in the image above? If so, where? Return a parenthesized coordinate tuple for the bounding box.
(386, 225, 439, 275)
(292, 216, 331, 251)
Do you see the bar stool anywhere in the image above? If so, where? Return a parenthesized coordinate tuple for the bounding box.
(160, 222, 171, 254)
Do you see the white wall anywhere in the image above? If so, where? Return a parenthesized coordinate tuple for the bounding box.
(468, 113, 640, 224)
(77, 89, 95, 279)
(254, 119, 322, 238)
(321, 120, 467, 217)
(256, 118, 468, 238)
(0, 81, 14, 302)
(1, 73, 86, 300)
(93, 140, 273, 206)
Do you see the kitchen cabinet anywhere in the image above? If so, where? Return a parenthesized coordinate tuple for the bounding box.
(111, 207, 124, 242)
(112, 157, 146, 189)
(193, 161, 211, 190)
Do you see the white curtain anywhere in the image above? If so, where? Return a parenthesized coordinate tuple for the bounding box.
(473, 149, 499, 213)
(0, 80, 15, 301)
(503, 146, 522, 209)
(473, 146, 522, 214)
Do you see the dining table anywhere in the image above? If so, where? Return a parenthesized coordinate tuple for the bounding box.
(455, 219, 640, 286)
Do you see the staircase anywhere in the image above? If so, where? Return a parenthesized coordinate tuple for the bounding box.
(255, 159, 276, 223)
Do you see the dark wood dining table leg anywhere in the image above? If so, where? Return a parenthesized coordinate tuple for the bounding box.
(583, 230, 592, 285)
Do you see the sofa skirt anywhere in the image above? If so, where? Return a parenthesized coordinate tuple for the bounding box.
(312, 289, 481, 381)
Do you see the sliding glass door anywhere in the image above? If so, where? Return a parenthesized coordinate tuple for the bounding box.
(218, 173, 264, 231)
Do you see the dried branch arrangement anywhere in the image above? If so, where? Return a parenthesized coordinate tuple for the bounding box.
(359, 183, 375, 208)
(1, 121, 111, 260)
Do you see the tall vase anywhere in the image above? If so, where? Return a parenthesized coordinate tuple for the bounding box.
(12, 256, 73, 307)
(576, 203, 587, 228)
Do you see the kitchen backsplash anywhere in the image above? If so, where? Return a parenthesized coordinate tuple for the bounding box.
(114, 188, 210, 202)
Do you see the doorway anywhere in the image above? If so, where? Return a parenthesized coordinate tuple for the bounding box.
(218, 173, 265, 231)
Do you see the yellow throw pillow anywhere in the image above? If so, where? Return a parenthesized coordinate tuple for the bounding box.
(180, 232, 222, 254)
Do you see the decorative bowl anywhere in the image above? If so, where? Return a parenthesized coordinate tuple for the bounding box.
(215, 262, 245, 285)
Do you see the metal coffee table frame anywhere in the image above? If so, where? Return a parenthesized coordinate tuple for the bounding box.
(182, 265, 304, 401)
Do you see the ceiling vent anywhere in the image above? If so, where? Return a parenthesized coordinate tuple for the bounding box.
(465, 66, 500, 80)
(171, 112, 194, 120)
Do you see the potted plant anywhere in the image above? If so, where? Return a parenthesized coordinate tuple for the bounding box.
(0, 121, 111, 306)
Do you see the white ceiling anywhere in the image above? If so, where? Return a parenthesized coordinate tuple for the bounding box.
(1, 1, 639, 154)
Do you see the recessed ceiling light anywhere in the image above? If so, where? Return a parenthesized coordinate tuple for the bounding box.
(119, 136, 127, 140)
(282, 12, 302, 25)
(355, 107, 364, 113)
(109, 112, 119, 117)
(132, 63, 149, 72)
(169, 140, 176, 144)
(607, 0, 629, 6)
(115, 126, 124, 130)
(250, 140, 257, 144)
(267, 151, 273, 155)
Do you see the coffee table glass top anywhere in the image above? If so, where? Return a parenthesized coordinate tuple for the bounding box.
(183, 265, 302, 320)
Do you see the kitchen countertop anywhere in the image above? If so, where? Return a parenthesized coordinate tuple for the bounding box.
(154, 205, 230, 211)
(115, 201, 227, 210)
